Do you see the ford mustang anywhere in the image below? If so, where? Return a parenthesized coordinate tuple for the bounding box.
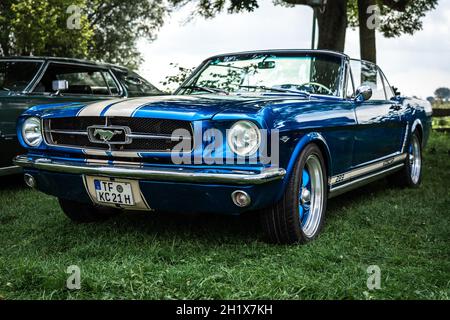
(13, 50, 432, 244)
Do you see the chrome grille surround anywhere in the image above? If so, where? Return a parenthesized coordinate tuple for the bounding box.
(43, 117, 193, 152)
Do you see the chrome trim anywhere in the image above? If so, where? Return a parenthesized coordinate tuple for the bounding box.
(43, 117, 195, 153)
(46, 129, 88, 136)
(231, 190, 251, 207)
(409, 134, 421, 184)
(329, 153, 407, 186)
(401, 122, 409, 153)
(127, 133, 190, 141)
(329, 163, 404, 198)
(301, 154, 325, 238)
(13, 155, 286, 185)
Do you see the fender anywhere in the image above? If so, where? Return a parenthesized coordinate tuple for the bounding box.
(411, 118, 424, 146)
(276, 132, 332, 200)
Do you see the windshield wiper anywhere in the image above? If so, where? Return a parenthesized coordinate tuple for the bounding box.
(239, 85, 310, 97)
(180, 85, 229, 95)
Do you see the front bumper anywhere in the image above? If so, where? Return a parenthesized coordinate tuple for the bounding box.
(14, 155, 286, 185)
(14, 155, 286, 214)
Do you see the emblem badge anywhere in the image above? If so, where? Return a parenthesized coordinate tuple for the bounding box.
(87, 126, 131, 144)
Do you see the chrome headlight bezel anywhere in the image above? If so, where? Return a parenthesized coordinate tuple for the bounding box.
(226, 120, 261, 157)
(22, 117, 43, 147)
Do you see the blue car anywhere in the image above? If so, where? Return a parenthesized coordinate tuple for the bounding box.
(14, 50, 432, 244)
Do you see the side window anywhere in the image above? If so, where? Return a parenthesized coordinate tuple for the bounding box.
(33, 63, 119, 96)
(350, 60, 386, 101)
(379, 68, 395, 100)
(115, 72, 161, 97)
(0, 61, 42, 92)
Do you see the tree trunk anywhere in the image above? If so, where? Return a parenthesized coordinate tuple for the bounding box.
(358, 0, 377, 64)
(283, 0, 348, 52)
(316, 0, 348, 52)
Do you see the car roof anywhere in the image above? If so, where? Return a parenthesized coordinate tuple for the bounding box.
(206, 49, 350, 61)
(0, 56, 129, 72)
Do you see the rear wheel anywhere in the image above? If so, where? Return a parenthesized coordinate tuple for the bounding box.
(389, 130, 422, 188)
(260, 143, 328, 244)
(58, 198, 120, 223)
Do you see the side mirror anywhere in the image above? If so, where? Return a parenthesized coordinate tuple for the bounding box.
(355, 85, 372, 103)
(392, 86, 401, 97)
(52, 80, 68, 92)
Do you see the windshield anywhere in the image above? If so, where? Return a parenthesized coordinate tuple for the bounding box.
(0, 61, 42, 92)
(178, 53, 344, 97)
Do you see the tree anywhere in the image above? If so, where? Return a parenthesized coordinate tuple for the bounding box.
(161, 63, 196, 92)
(0, 0, 167, 69)
(4, 0, 93, 58)
(348, 0, 438, 64)
(434, 87, 450, 102)
(84, 0, 167, 69)
(170, 0, 437, 63)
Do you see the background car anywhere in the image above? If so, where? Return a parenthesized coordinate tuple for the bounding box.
(0, 56, 163, 176)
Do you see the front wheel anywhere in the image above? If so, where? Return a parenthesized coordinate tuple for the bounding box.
(260, 143, 328, 244)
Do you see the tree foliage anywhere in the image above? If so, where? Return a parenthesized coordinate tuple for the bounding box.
(434, 87, 450, 101)
(85, 0, 167, 69)
(348, 0, 438, 38)
(161, 63, 196, 91)
(170, 0, 437, 62)
(0, 0, 167, 69)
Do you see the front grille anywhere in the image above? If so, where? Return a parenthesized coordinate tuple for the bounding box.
(43, 117, 193, 152)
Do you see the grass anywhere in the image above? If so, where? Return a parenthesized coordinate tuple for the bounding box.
(0, 132, 449, 300)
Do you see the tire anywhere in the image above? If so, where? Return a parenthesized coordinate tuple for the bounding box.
(58, 198, 120, 223)
(389, 130, 422, 188)
(260, 143, 328, 244)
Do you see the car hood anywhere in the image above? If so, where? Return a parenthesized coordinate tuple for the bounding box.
(24, 94, 344, 121)
(25, 94, 317, 121)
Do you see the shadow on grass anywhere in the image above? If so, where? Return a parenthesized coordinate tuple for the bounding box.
(326, 178, 391, 214)
(107, 209, 263, 244)
(90, 178, 396, 244)
(0, 174, 25, 191)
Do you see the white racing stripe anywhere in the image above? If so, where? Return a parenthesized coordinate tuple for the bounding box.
(103, 95, 184, 117)
(77, 98, 124, 117)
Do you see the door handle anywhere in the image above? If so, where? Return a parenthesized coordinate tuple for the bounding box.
(390, 104, 402, 111)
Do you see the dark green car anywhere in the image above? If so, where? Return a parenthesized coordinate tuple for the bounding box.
(0, 56, 163, 176)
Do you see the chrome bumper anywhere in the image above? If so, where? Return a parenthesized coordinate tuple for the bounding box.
(13, 155, 286, 185)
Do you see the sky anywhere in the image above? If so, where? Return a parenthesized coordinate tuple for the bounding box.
(137, 0, 450, 98)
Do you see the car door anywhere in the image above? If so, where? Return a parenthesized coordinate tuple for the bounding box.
(350, 60, 404, 166)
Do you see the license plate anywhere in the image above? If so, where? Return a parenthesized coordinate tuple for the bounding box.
(93, 179, 135, 206)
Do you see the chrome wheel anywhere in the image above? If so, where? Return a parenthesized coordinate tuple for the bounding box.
(409, 135, 421, 184)
(299, 154, 324, 238)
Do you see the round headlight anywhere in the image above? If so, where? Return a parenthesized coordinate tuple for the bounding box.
(22, 117, 42, 147)
(227, 120, 261, 157)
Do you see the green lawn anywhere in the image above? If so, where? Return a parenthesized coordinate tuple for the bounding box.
(0, 132, 449, 300)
